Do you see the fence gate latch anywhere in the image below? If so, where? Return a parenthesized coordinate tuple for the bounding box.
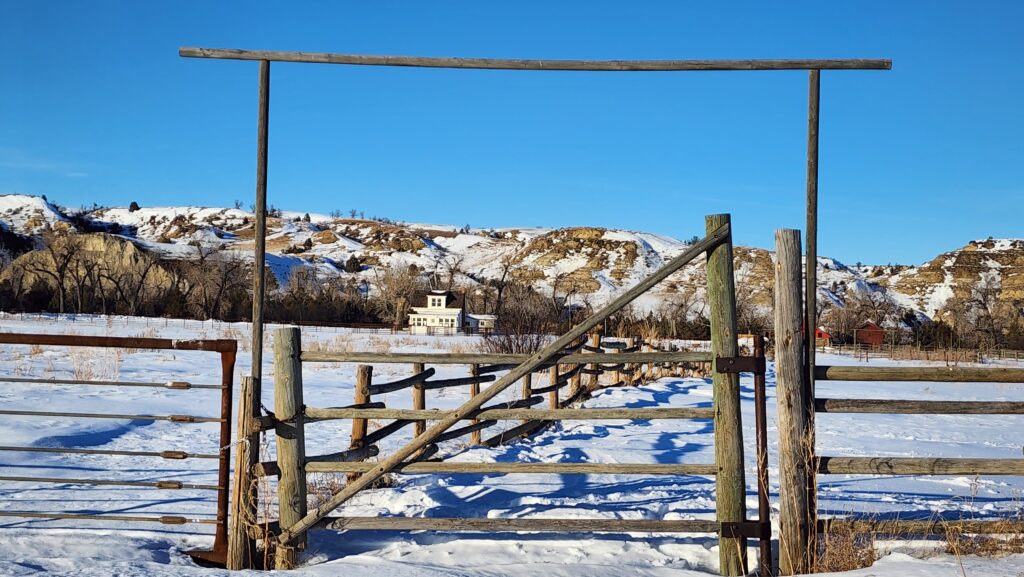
(715, 356, 766, 374)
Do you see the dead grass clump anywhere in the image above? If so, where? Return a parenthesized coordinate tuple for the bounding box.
(944, 518, 1024, 559)
(815, 524, 877, 573)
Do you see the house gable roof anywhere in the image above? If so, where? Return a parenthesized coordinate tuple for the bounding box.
(412, 289, 464, 310)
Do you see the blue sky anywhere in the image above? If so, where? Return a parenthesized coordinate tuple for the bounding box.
(2, 1, 1021, 265)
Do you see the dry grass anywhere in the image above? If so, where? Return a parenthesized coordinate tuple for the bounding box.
(814, 523, 878, 572)
(305, 334, 353, 353)
(367, 337, 392, 354)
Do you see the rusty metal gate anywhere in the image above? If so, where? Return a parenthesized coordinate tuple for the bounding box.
(0, 332, 235, 566)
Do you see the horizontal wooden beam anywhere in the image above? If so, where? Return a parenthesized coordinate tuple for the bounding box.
(304, 407, 714, 421)
(179, 48, 891, 71)
(305, 461, 717, 475)
(815, 365, 1024, 383)
(319, 516, 720, 533)
(816, 398, 1024, 414)
(301, 351, 712, 365)
(820, 518, 1024, 535)
(818, 457, 1024, 475)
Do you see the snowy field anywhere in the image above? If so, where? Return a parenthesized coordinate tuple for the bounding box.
(0, 314, 1021, 576)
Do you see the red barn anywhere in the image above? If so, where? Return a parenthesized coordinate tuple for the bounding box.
(815, 327, 831, 347)
(854, 321, 885, 349)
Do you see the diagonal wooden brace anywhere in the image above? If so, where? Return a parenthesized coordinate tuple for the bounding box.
(276, 221, 731, 546)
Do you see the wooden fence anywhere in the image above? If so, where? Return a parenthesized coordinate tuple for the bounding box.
(227, 214, 772, 575)
(0, 332, 237, 567)
(772, 228, 1024, 575)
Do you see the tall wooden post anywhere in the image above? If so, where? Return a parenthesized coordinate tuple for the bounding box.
(412, 362, 426, 437)
(705, 214, 747, 576)
(273, 327, 307, 569)
(227, 376, 259, 570)
(775, 229, 814, 575)
(251, 60, 270, 382)
(469, 364, 481, 444)
(805, 69, 820, 418)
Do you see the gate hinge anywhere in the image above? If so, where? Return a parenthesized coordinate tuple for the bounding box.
(720, 520, 771, 538)
(715, 356, 766, 374)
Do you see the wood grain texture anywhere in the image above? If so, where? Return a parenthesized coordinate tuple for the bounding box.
(774, 229, 813, 575)
(818, 457, 1024, 475)
(180, 48, 892, 71)
(272, 328, 306, 568)
(305, 462, 717, 475)
(321, 517, 720, 532)
(815, 365, 1024, 383)
(305, 407, 714, 421)
(301, 351, 712, 364)
(705, 214, 746, 575)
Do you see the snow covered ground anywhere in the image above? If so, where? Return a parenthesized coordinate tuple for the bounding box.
(0, 314, 1021, 576)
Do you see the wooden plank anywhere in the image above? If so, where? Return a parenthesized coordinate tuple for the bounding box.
(301, 351, 713, 364)
(179, 48, 892, 71)
(706, 214, 746, 576)
(815, 365, 1024, 383)
(305, 407, 714, 421)
(820, 518, 1024, 535)
(773, 229, 813, 575)
(816, 399, 1024, 414)
(818, 457, 1024, 475)
(272, 327, 306, 568)
(276, 222, 731, 547)
(321, 517, 720, 533)
(305, 462, 718, 475)
(227, 376, 259, 569)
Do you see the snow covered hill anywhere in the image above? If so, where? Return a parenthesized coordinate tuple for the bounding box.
(1, 194, 1021, 320)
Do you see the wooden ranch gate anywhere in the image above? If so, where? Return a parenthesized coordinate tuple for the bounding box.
(0, 332, 236, 566)
(771, 229, 1024, 575)
(228, 214, 769, 575)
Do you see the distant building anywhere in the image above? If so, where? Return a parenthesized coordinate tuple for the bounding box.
(408, 290, 464, 335)
(853, 321, 885, 349)
(814, 327, 831, 347)
(465, 313, 497, 333)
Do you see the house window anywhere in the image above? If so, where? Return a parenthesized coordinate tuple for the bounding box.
(429, 297, 444, 308)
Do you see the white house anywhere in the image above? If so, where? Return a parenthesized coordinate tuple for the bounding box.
(407, 290, 498, 335)
(407, 290, 465, 335)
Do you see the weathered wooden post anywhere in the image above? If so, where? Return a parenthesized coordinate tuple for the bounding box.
(273, 327, 307, 569)
(470, 364, 482, 444)
(549, 366, 559, 409)
(412, 362, 426, 437)
(521, 372, 533, 425)
(588, 332, 602, 389)
(227, 376, 259, 570)
(705, 214, 747, 576)
(775, 229, 814, 575)
(349, 364, 373, 477)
